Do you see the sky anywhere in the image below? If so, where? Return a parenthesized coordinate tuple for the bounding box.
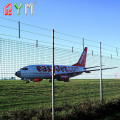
(0, 0, 120, 79)
(0, 0, 120, 47)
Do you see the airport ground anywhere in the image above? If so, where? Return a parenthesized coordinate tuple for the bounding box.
(0, 79, 120, 120)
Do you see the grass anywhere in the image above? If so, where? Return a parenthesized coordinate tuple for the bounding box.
(0, 80, 52, 113)
(103, 112, 120, 120)
(0, 79, 120, 119)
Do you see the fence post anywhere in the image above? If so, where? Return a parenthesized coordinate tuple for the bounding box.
(0, 39, 1, 79)
(116, 47, 118, 57)
(92, 51, 93, 56)
(83, 38, 84, 50)
(72, 47, 73, 52)
(36, 40, 38, 47)
(52, 29, 55, 120)
(18, 21, 20, 38)
(100, 42, 103, 102)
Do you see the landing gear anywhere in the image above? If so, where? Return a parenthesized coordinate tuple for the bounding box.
(23, 78, 30, 83)
(26, 80, 29, 83)
(49, 79, 52, 82)
(64, 79, 69, 82)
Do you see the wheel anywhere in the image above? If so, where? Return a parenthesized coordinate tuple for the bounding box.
(64, 79, 69, 82)
(49, 79, 52, 82)
(26, 81, 29, 83)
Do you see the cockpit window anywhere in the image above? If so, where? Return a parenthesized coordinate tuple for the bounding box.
(20, 67, 28, 70)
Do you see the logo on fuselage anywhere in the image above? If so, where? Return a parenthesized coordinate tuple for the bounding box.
(36, 65, 79, 73)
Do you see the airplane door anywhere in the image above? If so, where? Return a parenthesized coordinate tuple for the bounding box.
(33, 66, 40, 78)
(33, 67, 36, 73)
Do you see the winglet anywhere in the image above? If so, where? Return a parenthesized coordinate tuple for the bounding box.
(72, 47, 87, 67)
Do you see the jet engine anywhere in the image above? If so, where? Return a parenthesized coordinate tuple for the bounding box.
(56, 75, 69, 82)
(33, 79, 43, 82)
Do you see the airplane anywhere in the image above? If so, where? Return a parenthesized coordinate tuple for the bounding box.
(15, 47, 117, 83)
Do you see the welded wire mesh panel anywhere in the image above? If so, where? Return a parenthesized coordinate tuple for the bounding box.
(0, 17, 53, 115)
(101, 43, 120, 101)
(0, 17, 120, 119)
(0, 42, 53, 113)
(102, 55, 120, 101)
(54, 32, 101, 112)
(0, 38, 52, 80)
(79, 53, 100, 79)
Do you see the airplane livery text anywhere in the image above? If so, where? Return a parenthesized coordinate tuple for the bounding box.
(37, 65, 79, 73)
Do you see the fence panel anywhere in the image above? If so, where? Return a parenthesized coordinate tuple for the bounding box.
(0, 17, 120, 119)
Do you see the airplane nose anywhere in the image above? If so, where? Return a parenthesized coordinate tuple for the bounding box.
(15, 71, 21, 77)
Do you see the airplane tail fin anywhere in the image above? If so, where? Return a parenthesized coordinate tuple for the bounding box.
(72, 47, 87, 67)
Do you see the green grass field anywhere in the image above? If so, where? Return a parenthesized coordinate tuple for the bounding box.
(0, 79, 120, 117)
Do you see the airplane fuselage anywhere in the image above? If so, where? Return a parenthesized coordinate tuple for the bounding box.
(16, 65, 85, 80)
(15, 47, 117, 83)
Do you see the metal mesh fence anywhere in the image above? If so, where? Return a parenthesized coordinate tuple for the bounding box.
(102, 55, 120, 101)
(0, 38, 52, 80)
(0, 17, 120, 118)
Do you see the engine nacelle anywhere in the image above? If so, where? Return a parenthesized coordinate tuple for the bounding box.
(85, 71, 91, 73)
(56, 75, 69, 82)
(61, 75, 69, 79)
(33, 79, 43, 82)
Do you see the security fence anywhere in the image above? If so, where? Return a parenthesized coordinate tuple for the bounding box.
(0, 17, 120, 119)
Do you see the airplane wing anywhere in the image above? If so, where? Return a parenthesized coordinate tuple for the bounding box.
(84, 67, 118, 72)
(84, 65, 105, 69)
(54, 67, 118, 78)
